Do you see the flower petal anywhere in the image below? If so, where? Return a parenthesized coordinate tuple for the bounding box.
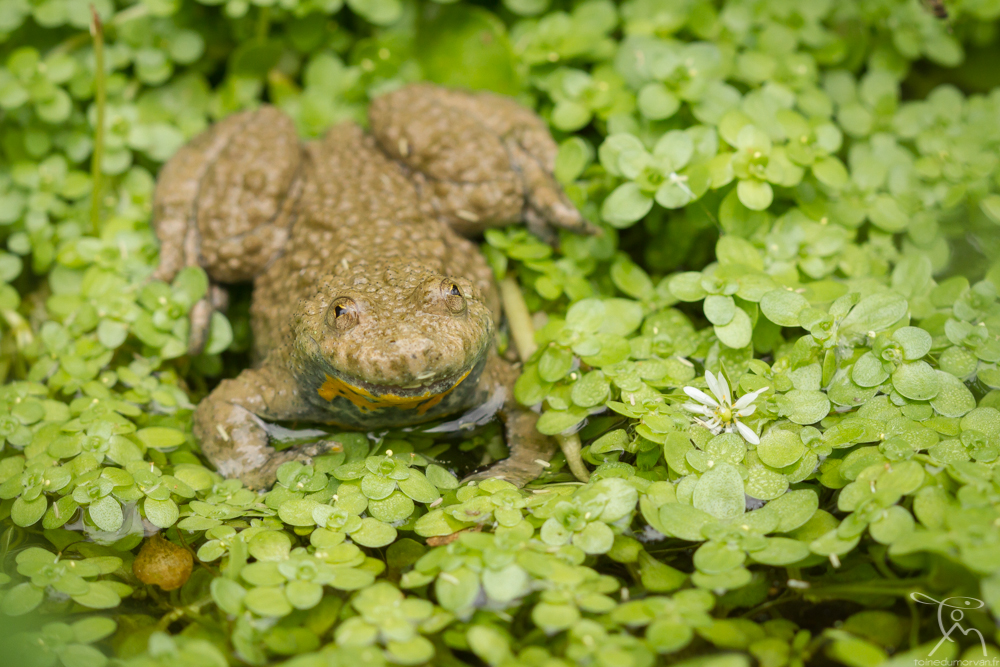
(735, 419, 759, 445)
(684, 386, 719, 408)
(716, 372, 732, 405)
(682, 403, 715, 417)
(704, 372, 724, 404)
(733, 387, 768, 410)
(735, 404, 757, 418)
(698, 419, 723, 435)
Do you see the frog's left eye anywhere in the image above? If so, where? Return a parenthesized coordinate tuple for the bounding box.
(327, 297, 359, 331)
(441, 280, 466, 314)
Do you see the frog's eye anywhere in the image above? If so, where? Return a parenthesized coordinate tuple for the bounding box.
(441, 280, 467, 314)
(327, 297, 359, 331)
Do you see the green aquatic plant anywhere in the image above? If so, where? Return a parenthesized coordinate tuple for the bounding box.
(1, 0, 1000, 665)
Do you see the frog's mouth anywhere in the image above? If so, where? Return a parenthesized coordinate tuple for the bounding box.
(316, 367, 473, 416)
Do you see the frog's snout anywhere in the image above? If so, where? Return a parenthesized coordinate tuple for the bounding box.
(386, 335, 436, 365)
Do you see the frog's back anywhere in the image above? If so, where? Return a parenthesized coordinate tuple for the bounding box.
(250, 123, 497, 354)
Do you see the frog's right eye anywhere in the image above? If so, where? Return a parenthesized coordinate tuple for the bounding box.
(327, 297, 359, 331)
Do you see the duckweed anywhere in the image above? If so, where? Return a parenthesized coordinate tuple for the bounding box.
(1, 0, 1000, 665)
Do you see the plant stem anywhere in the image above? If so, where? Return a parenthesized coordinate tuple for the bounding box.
(499, 274, 537, 360)
(175, 526, 219, 577)
(498, 274, 590, 482)
(801, 579, 928, 599)
(558, 431, 591, 482)
(48, 4, 149, 58)
(256, 6, 271, 40)
(89, 6, 106, 237)
(907, 594, 921, 650)
(2, 309, 34, 350)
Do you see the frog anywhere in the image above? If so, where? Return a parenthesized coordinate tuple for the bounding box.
(151, 83, 590, 490)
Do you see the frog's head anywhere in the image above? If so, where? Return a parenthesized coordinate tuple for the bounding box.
(292, 263, 493, 417)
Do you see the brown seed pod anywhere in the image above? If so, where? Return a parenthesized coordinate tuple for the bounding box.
(133, 534, 193, 591)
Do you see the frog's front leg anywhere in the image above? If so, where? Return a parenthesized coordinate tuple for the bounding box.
(194, 363, 338, 490)
(463, 353, 555, 487)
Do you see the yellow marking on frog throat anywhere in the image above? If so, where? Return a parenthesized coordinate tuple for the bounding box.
(318, 369, 472, 415)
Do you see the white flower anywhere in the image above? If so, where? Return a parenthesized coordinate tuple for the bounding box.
(681, 371, 767, 445)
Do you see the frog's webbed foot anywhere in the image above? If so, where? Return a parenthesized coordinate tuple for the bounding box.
(503, 135, 597, 240)
(460, 355, 556, 488)
(194, 366, 333, 490)
(368, 83, 597, 240)
(461, 405, 556, 488)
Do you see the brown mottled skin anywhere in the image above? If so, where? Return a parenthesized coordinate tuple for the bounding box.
(152, 83, 589, 490)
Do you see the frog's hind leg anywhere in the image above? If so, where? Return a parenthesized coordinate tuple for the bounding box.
(368, 83, 595, 240)
(152, 111, 247, 284)
(152, 106, 303, 353)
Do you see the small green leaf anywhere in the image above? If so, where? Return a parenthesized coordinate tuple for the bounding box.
(751, 537, 810, 565)
(892, 361, 940, 401)
(638, 83, 680, 120)
(211, 576, 247, 616)
(136, 427, 186, 450)
(555, 137, 593, 184)
(704, 295, 736, 326)
(890, 327, 931, 361)
(144, 498, 179, 529)
(97, 320, 128, 349)
(840, 292, 908, 336)
(736, 179, 773, 210)
(757, 430, 805, 468)
(71, 616, 118, 643)
(760, 289, 809, 327)
(1, 583, 43, 616)
(536, 409, 587, 435)
(248, 531, 292, 562)
(601, 183, 654, 227)
(89, 496, 124, 532)
(812, 156, 848, 188)
(658, 502, 714, 541)
(693, 463, 745, 520)
(929, 371, 976, 418)
(11, 496, 47, 527)
(350, 517, 397, 548)
(204, 312, 233, 355)
(278, 499, 320, 526)
(693, 540, 746, 573)
(714, 307, 753, 349)
(980, 194, 1000, 224)
(572, 520, 615, 555)
(244, 586, 293, 618)
(72, 582, 121, 610)
(852, 352, 890, 388)
(777, 389, 830, 425)
(285, 580, 323, 610)
(539, 345, 574, 382)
